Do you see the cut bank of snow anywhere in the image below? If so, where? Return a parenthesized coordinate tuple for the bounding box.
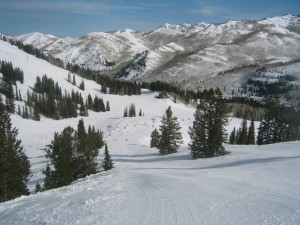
(1, 39, 300, 225)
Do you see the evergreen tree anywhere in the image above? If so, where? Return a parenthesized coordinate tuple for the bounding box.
(79, 98, 88, 117)
(158, 106, 183, 155)
(102, 143, 113, 171)
(0, 98, 30, 202)
(67, 72, 72, 83)
(101, 85, 107, 94)
(238, 119, 248, 144)
(236, 129, 240, 144)
(77, 119, 102, 178)
(17, 105, 21, 116)
(257, 97, 300, 145)
(43, 118, 104, 190)
(33, 101, 40, 121)
(128, 103, 136, 117)
(229, 127, 236, 144)
(106, 101, 110, 111)
(87, 94, 93, 109)
(43, 127, 75, 190)
(35, 182, 42, 193)
(189, 92, 227, 158)
(5, 83, 15, 113)
(79, 79, 85, 91)
(247, 118, 255, 145)
(139, 109, 142, 116)
(18, 90, 22, 101)
(72, 74, 76, 86)
(150, 128, 161, 148)
(123, 106, 128, 117)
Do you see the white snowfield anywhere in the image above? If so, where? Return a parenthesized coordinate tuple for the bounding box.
(0, 39, 300, 225)
(1, 138, 300, 225)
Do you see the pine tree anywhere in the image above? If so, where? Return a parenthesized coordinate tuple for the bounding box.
(101, 85, 107, 94)
(72, 74, 76, 86)
(123, 106, 128, 117)
(128, 103, 136, 117)
(79, 98, 88, 117)
(33, 101, 40, 121)
(43, 127, 75, 190)
(238, 119, 248, 144)
(77, 120, 101, 178)
(0, 98, 30, 202)
(150, 128, 161, 148)
(74, 119, 88, 179)
(229, 127, 236, 144)
(43, 120, 102, 188)
(247, 118, 255, 145)
(5, 83, 15, 113)
(189, 92, 227, 158)
(256, 97, 300, 144)
(17, 105, 21, 116)
(106, 101, 110, 111)
(35, 182, 42, 193)
(102, 143, 113, 171)
(67, 72, 71, 83)
(79, 79, 85, 91)
(158, 106, 183, 155)
(139, 109, 142, 116)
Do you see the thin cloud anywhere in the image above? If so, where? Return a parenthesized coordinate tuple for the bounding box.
(0, 0, 145, 15)
(192, 6, 221, 16)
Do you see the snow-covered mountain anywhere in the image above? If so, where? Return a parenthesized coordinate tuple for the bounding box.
(1, 29, 300, 225)
(13, 14, 300, 92)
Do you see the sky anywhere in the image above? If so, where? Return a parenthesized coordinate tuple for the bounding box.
(0, 0, 299, 37)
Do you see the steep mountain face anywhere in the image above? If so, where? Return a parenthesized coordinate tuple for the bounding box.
(14, 14, 300, 91)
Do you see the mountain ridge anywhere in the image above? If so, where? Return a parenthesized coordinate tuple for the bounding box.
(4, 14, 300, 95)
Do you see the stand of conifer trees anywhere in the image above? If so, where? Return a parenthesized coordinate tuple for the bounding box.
(42, 119, 104, 190)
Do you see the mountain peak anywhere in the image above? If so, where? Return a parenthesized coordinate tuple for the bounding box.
(259, 14, 300, 27)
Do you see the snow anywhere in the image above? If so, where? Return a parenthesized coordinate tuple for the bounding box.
(260, 14, 300, 28)
(16, 32, 58, 49)
(1, 31, 300, 225)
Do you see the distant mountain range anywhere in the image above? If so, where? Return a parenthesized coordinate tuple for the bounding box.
(8, 14, 300, 91)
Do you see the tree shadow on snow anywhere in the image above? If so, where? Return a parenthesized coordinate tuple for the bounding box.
(126, 155, 300, 170)
(113, 153, 192, 163)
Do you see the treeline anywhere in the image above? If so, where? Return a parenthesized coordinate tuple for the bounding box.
(142, 80, 225, 104)
(143, 80, 266, 120)
(217, 63, 259, 76)
(8, 39, 64, 67)
(65, 63, 142, 95)
(246, 78, 298, 95)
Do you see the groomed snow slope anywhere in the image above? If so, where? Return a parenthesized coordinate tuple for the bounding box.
(1, 140, 300, 225)
(0, 40, 300, 225)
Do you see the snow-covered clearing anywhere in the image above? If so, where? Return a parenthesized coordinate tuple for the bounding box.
(0, 39, 300, 225)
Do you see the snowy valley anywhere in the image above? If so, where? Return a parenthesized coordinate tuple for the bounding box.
(0, 14, 300, 225)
